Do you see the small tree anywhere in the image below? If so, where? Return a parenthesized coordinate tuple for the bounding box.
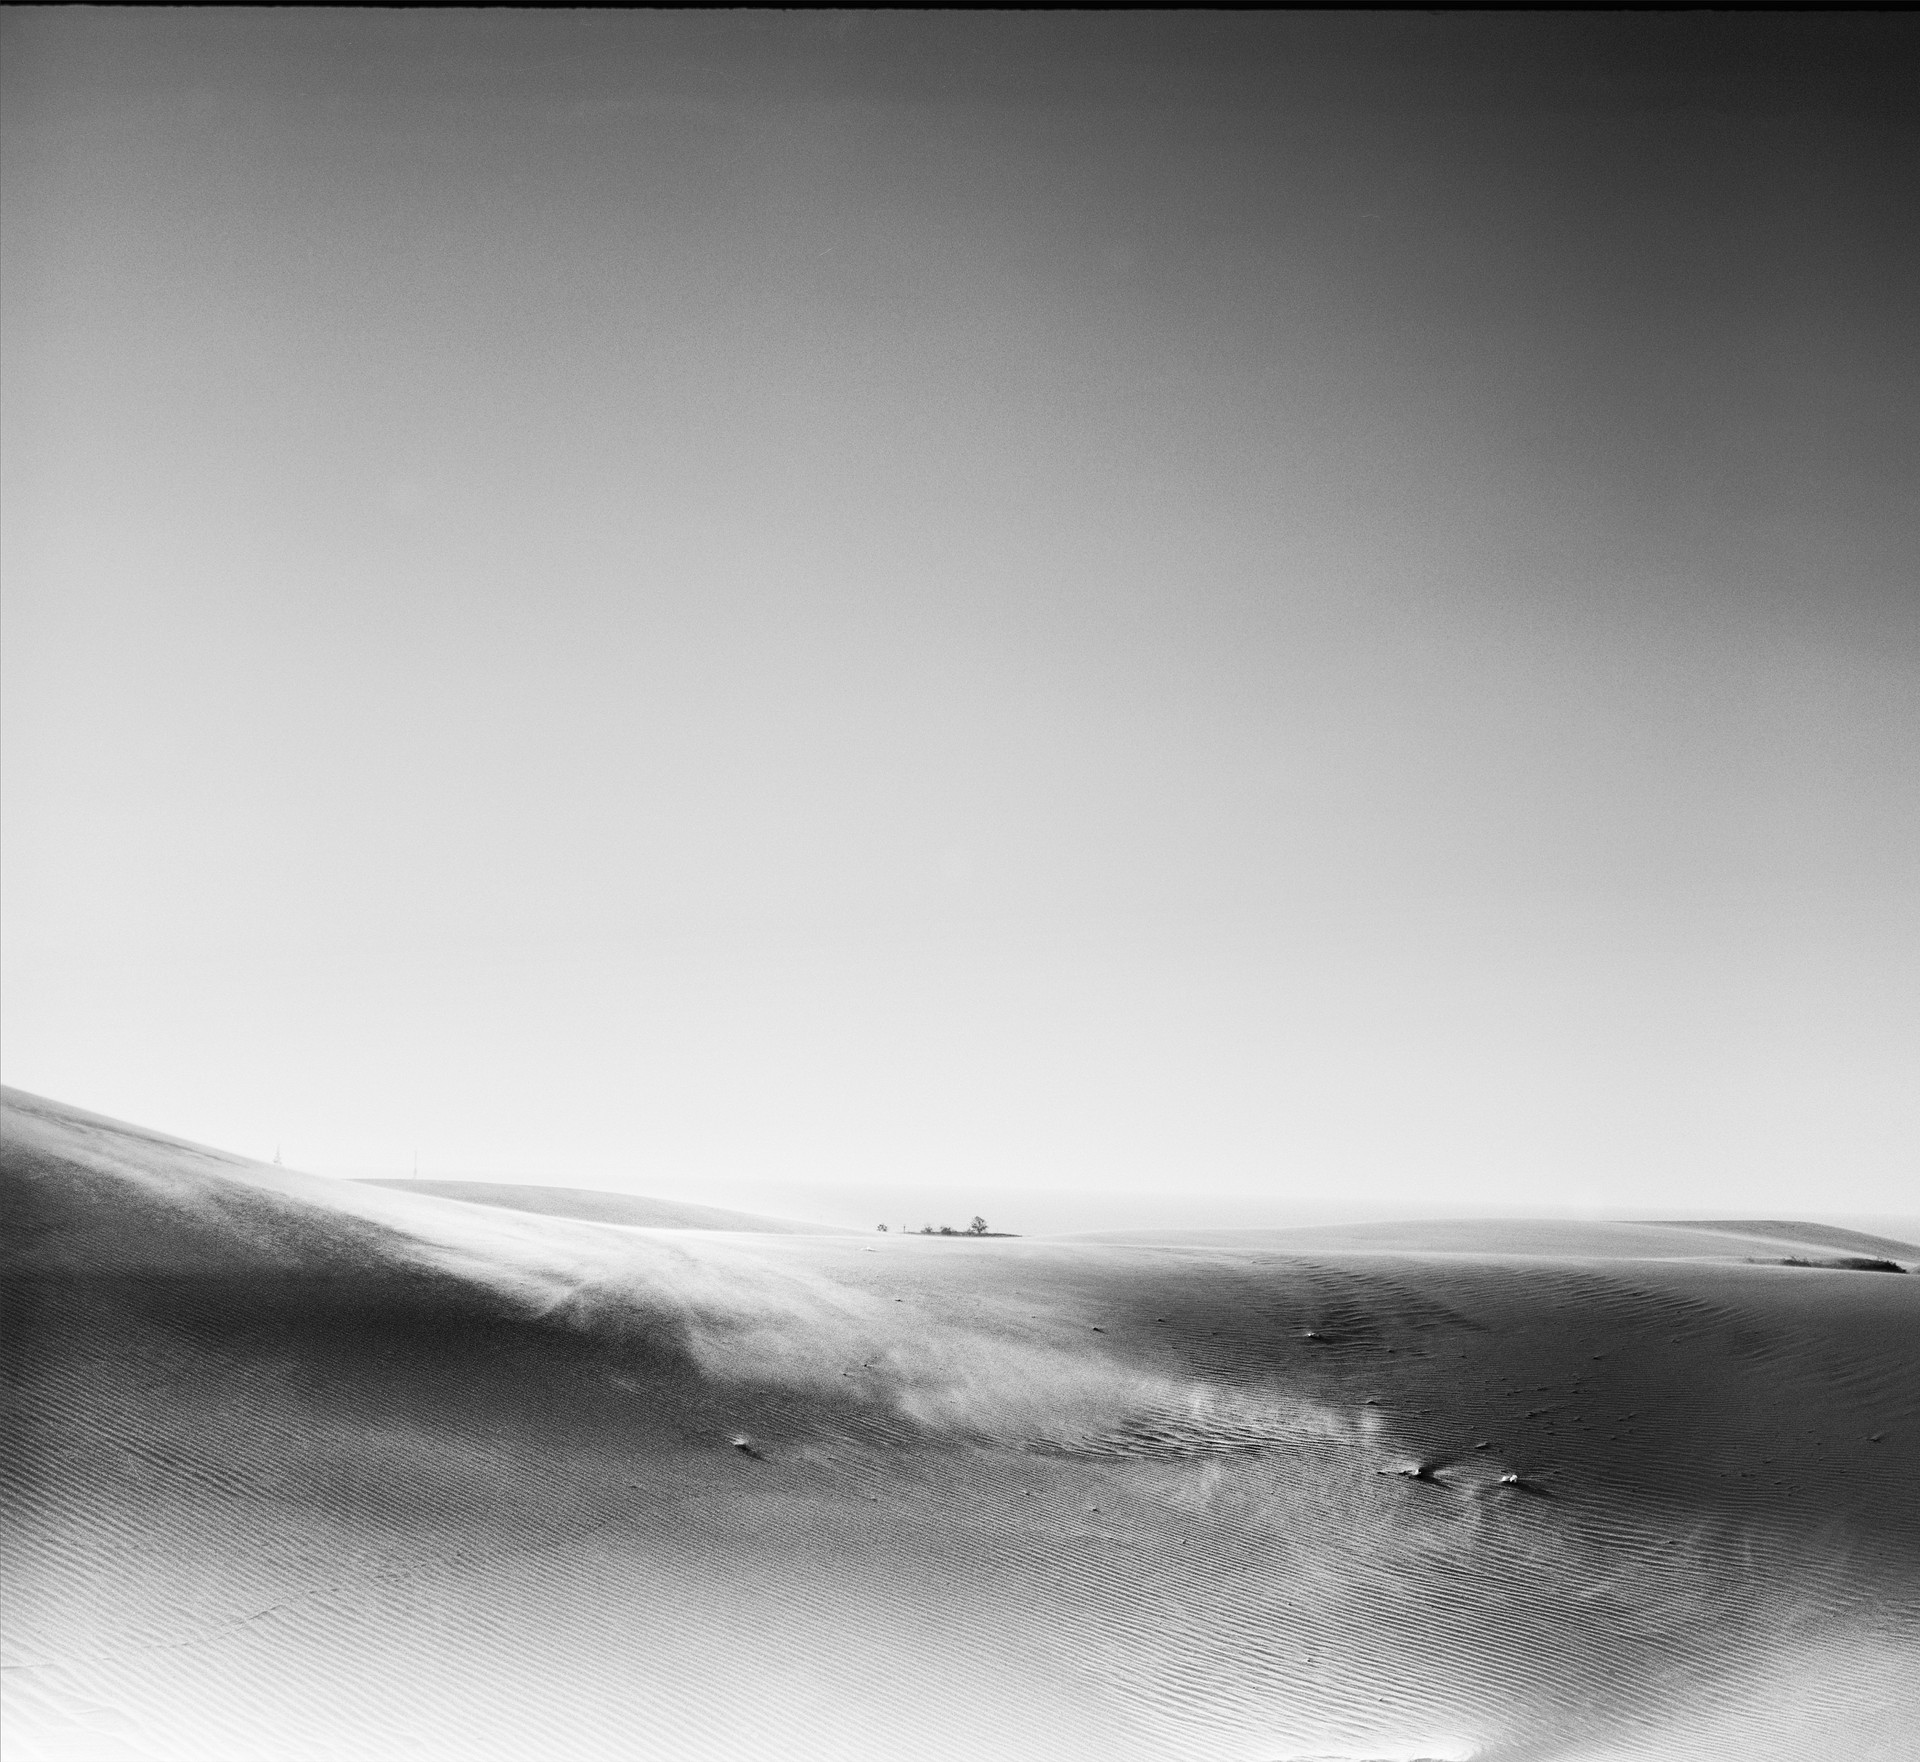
(968, 1216, 988, 1235)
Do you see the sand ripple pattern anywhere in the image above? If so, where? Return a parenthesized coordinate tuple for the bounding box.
(4, 1088, 1917, 1761)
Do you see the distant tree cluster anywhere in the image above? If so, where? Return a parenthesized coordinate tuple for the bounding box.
(879, 1216, 1008, 1236)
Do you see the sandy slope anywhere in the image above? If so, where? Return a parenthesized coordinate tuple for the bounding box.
(4, 1086, 1915, 1762)
(358, 1179, 863, 1234)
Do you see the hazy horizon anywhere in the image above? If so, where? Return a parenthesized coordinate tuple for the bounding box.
(4, 14, 1915, 1218)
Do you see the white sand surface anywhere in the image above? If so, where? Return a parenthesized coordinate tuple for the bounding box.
(4, 1085, 1915, 1761)
(358, 1179, 864, 1235)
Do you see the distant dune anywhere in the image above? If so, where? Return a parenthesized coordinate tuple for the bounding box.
(1648, 1216, 1920, 1259)
(1070, 1213, 1920, 1259)
(5, 1084, 1917, 1760)
(358, 1178, 859, 1235)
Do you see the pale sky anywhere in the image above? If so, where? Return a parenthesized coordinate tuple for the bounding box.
(3, 13, 1915, 1221)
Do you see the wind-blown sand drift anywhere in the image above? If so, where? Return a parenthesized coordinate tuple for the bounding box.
(4, 1088, 1915, 1761)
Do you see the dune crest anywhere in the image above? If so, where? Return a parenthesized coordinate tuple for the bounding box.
(359, 1178, 858, 1235)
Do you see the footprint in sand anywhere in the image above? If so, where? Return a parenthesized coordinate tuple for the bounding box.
(1379, 1462, 1443, 1484)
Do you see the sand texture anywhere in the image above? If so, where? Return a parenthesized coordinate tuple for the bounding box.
(358, 1179, 863, 1235)
(4, 1085, 1916, 1761)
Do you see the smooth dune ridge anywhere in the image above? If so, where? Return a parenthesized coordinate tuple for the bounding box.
(357, 1179, 863, 1235)
(4, 1087, 1916, 1761)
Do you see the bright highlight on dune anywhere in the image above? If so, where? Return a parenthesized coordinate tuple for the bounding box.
(4, 1087, 1915, 1761)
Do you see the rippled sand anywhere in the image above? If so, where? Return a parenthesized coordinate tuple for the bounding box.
(5, 1086, 1915, 1761)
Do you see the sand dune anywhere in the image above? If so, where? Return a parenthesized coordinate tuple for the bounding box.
(4, 1085, 1916, 1761)
(359, 1178, 862, 1235)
